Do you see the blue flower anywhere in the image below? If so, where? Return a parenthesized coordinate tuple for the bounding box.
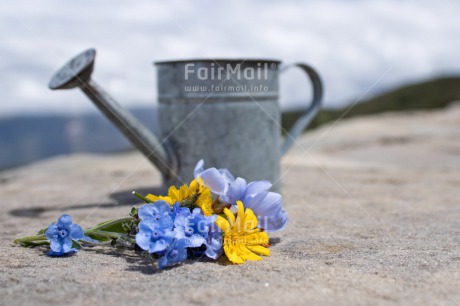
(158, 238, 188, 269)
(174, 208, 211, 247)
(135, 221, 175, 254)
(171, 201, 191, 219)
(222, 177, 288, 232)
(174, 206, 223, 258)
(45, 214, 92, 256)
(203, 223, 223, 259)
(136, 201, 176, 254)
(194, 159, 234, 195)
(137, 201, 174, 229)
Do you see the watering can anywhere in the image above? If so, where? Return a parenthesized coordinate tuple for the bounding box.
(48, 49, 322, 191)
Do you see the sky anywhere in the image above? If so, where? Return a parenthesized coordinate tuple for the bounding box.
(0, 0, 459, 116)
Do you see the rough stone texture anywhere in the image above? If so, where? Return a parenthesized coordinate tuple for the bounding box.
(1, 105, 459, 306)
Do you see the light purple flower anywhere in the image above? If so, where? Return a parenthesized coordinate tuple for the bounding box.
(194, 159, 234, 195)
(222, 177, 288, 232)
(193, 159, 288, 232)
(244, 190, 288, 232)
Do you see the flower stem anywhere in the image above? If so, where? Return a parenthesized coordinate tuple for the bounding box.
(14, 234, 47, 245)
(132, 191, 153, 203)
(14, 217, 137, 247)
(84, 229, 136, 244)
(90, 217, 136, 231)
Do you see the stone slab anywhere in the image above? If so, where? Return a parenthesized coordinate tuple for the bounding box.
(1, 105, 459, 305)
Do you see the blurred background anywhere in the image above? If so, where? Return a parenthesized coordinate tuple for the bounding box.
(1, 0, 459, 169)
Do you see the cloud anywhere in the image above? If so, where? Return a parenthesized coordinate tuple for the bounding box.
(0, 0, 459, 116)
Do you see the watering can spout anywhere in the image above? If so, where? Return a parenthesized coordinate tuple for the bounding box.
(48, 48, 178, 182)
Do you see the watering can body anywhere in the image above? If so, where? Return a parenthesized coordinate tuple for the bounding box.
(48, 50, 322, 191)
(156, 60, 282, 188)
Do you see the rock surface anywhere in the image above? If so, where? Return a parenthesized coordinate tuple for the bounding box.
(1, 105, 459, 305)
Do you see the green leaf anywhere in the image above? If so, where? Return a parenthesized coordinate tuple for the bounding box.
(85, 231, 111, 242)
(95, 219, 117, 227)
(18, 240, 50, 247)
(122, 222, 131, 233)
(130, 207, 138, 217)
(37, 228, 47, 235)
(91, 217, 135, 233)
(71, 240, 82, 250)
(95, 222, 125, 233)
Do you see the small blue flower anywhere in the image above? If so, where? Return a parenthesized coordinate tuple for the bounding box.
(138, 201, 174, 229)
(136, 201, 176, 254)
(174, 207, 222, 258)
(135, 221, 175, 254)
(158, 238, 188, 269)
(45, 214, 92, 256)
(174, 208, 208, 247)
(203, 223, 223, 259)
(171, 201, 191, 219)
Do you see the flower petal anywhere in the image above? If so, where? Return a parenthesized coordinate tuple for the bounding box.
(215, 215, 230, 232)
(138, 204, 155, 221)
(150, 238, 170, 254)
(194, 159, 205, 177)
(246, 191, 282, 219)
(245, 180, 272, 197)
(159, 215, 174, 230)
(158, 256, 168, 269)
(155, 200, 172, 215)
(69, 224, 84, 240)
(236, 244, 262, 261)
(218, 168, 235, 185)
(199, 168, 227, 195)
(243, 208, 259, 231)
(138, 220, 155, 233)
(205, 239, 223, 259)
(224, 245, 244, 264)
(49, 238, 62, 252)
(184, 234, 205, 248)
(223, 208, 236, 227)
(62, 237, 73, 253)
(234, 201, 246, 232)
(225, 177, 247, 204)
(135, 232, 152, 251)
(45, 224, 59, 240)
(261, 210, 288, 232)
(46, 250, 66, 256)
(57, 214, 73, 230)
(176, 247, 188, 262)
(247, 245, 270, 256)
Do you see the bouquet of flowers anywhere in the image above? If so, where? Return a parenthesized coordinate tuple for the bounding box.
(14, 160, 288, 269)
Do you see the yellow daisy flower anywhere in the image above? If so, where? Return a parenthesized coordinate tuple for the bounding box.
(146, 178, 214, 216)
(215, 200, 270, 264)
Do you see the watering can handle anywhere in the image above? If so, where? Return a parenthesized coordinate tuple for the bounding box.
(280, 63, 323, 155)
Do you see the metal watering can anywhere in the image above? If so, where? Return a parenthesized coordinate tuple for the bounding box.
(48, 49, 322, 191)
